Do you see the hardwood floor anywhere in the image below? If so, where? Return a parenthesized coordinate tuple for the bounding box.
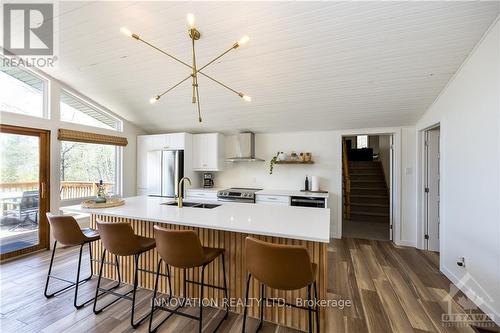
(0, 238, 497, 332)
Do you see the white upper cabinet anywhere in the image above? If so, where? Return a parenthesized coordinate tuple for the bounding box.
(148, 133, 185, 151)
(192, 133, 224, 171)
(137, 133, 187, 193)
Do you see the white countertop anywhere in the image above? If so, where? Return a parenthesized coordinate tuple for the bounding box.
(256, 189, 329, 198)
(61, 196, 330, 243)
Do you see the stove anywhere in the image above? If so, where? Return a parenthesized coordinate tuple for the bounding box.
(217, 187, 262, 203)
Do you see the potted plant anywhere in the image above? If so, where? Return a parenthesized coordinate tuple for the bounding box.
(269, 152, 279, 174)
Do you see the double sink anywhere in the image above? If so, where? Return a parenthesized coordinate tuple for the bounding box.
(162, 202, 221, 209)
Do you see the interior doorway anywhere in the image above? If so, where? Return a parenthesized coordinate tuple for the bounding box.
(0, 124, 50, 261)
(424, 126, 440, 252)
(342, 134, 394, 241)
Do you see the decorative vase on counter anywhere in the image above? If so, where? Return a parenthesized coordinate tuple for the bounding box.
(277, 152, 287, 161)
(311, 176, 320, 192)
(95, 180, 107, 203)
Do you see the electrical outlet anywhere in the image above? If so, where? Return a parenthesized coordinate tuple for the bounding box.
(457, 257, 466, 267)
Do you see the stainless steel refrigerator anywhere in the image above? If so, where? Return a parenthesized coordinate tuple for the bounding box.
(146, 150, 184, 197)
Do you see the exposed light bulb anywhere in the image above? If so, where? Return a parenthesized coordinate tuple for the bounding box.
(149, 96, 160, 104)
(242, 94, 252, 102)
(187, 13, 196, 29)
(237, 35, 250, 46)
(120, 27, 132, 37)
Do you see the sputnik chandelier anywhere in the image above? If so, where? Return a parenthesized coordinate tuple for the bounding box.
(120, 13, 251, 123)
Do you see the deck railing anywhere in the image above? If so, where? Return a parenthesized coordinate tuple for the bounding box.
(0, 181, 113, 200)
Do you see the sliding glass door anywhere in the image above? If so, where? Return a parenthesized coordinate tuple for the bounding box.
(0, 125, 50, 260)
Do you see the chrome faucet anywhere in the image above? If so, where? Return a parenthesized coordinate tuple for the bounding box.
(177, 177, 191, 208)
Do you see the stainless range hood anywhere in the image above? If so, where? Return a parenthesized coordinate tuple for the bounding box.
(225, 132, 265, 162)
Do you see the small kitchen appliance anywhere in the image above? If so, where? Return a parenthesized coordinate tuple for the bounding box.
(203, 172, 214, 188)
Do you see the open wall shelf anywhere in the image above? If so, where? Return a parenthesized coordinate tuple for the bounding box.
(275, 160, 314, 164)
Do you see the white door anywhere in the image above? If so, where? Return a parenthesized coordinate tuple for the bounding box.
(389, 135, 394, 241)
(425, 127, 440, 252)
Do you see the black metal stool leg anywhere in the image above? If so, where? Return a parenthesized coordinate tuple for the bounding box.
(44, 241, 58, 298)
(88, 242, 93, 277)
(182, 268, 188, 306)
(199, 265, 206, 333)
(149, 259, 162, 333)
(149, 261, 177, 333)
(73, 244, 85, 308)
(221, 253, 229, 319)
(314, 281, 320, 333)
(131, 253, 152, 328)
(93, 250, 123, 314)
(241, 273, 251, 333)
(93, 249, 107, 314)
(307, 285, 313, 333)
(115, 254, 122, 284)
(257, 284, 264, 332)
(166, 264, 172, 298)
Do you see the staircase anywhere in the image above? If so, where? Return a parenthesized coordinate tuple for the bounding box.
(348, 161, 389, 224)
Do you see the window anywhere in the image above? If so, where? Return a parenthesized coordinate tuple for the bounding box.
(60, 90, 121, 131)
(357, 135, 368, 149)
(60, 141, 118, 200)
(0, 65, 46, 118)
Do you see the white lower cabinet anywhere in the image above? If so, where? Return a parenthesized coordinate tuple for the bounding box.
(255, 194, 290, 206)
(186, 189, 219, 201)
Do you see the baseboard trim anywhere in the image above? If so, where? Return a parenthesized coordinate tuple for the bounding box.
(395, 239, 416, 247)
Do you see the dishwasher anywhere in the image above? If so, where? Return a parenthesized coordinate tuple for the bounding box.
(290, 196, 327, 208)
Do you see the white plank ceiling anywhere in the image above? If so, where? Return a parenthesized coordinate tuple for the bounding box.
(42, 1, 499, 133)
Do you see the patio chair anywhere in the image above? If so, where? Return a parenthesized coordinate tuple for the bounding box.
(8, 190, 39, 231)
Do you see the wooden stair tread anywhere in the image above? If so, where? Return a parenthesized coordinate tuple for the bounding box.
(350, 211, 390, 217)
(350, 194, 388, 198)
(351, 202, 389, 208)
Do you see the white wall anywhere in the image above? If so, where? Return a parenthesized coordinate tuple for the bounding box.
(217, 128, 417, 243)
(0, 68, 144, 215)
(400, 127, 417, 247)
(416, 18, 500, 322)
(220, 131, 340, 239)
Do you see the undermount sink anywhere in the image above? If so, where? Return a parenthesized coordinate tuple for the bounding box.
(162, 202, 220, 209)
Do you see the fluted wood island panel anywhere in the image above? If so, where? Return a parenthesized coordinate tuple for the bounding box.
(89, 214, 327, 331)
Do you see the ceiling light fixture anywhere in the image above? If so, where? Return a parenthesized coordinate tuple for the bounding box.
(120, 14, 251, 123)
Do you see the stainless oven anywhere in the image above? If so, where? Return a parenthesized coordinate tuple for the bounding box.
(217, 188, 262, 203)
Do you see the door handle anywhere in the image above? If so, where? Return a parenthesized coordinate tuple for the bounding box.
(41, 182, 46, 199)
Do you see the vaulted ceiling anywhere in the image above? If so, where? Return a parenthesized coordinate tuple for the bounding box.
(44, 1, 499, 133)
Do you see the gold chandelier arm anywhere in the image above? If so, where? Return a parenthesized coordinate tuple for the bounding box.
(191, 30, 198, 104)
(198, 44, 237, 72)
(197, 70, 241, 96)
(195, 84, 202, 122)
(136, 36, 192, 70)
(157, 74, 192, 98)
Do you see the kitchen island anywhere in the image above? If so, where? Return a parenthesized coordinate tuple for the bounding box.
(62, 196, 330, 331)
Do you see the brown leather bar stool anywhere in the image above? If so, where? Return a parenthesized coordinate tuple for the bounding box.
(148, 226, 229, 333)
(44, 213, 117, 309)
(241, 237, 320, 333)
(93, 221, 156, 328)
